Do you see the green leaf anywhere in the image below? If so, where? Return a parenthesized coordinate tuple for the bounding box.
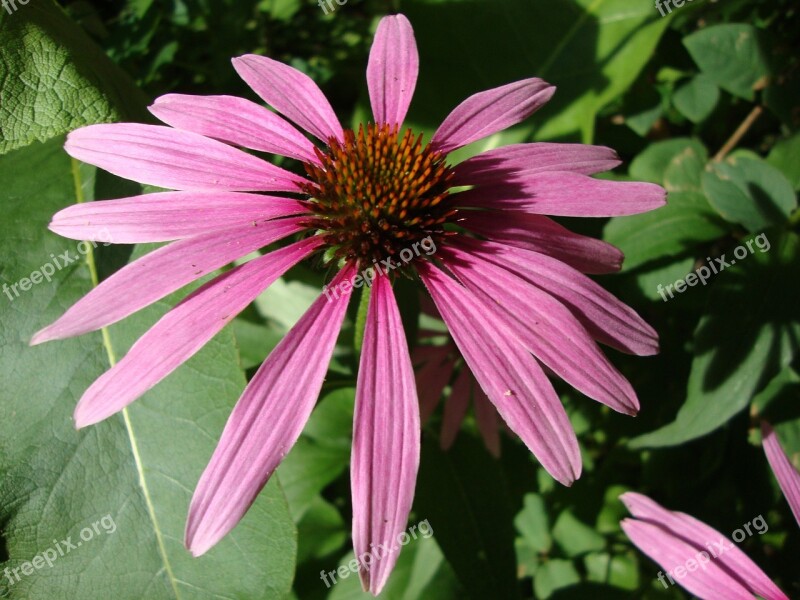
(0, 138, 296, 598)
(702, 156, 798, 232)
(604, 191, 727, 272)
(414, 435, 519, 599)
(0, 1, 148, 154)
(767, 132, 800, 191)
(672, 74, 720, 123)
(276, 387, 353, 521)
(533, 559, 580, 599)
(629, 138, 707, 185)
(514, 494, 552, 554)
(401, 0, 672, 152)
(683, 24, 770, 100)
(631, 231, 800, 448)
(552, 510, 605, 557)
(231, 318, 283, 370)
(295, 497, 347, 563)
(752, 367, 800, 458)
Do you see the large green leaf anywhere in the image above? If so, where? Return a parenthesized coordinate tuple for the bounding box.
(702, 156, 797, 232)
(631, 231, 800, 448)
(683, 24, 771, 101)
(0, 1, 148, 155)
(399, 0, 672, 155)
(605, 191, 727, 272)
(605, 139, 727, 271)
(0, 138, 297, 598)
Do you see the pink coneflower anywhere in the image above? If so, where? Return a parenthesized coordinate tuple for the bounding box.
(33, 14, 663, 593)
(620, 492, 790, 600)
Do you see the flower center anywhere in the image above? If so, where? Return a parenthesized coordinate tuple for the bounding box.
(301, 123, 455, 265)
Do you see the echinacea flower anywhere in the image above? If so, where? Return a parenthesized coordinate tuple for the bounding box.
(620, 492, 789, 600)
(33, 13, 664, 593)
(761, 421, 800, 528)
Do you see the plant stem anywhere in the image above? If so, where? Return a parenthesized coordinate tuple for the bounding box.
(713, 105, 764, 162)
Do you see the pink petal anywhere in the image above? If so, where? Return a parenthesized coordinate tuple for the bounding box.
(451, 143, 621, 186)
(443, 246, 639, 415)
(232, 54, 344, 144)
(74, 238, 321, 427)
(621, 493, 789, 600)
(459, 210, 623, 274)
(620, 519, 757, 600)
(419, 262, 581, 485)
(431, 79, 555, 155)
(473, 388, 501, 458)
(367, 14, 419, 127)
(149, 94, 321, 164)
(65, 124, 309, 192)
(31, 218, 305, 344)
(458, 238, 658, 356)
(351, 274, 420, 594)
(417, 351, 455, 423)
(411, 343, 449, 365)
(454, 171, 666, 217)
(440, 368, 472, 451)
(762, 422, 800, 528)
(186, 263, 356, 556)
(49, 192, 308, 243)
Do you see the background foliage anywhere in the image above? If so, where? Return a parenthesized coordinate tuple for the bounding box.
(0, 0, 797, 598)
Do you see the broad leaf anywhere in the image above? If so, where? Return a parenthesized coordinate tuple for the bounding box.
(0, 138, 297, 599)
(683, 24, 770, 101)
(0, 1, 148, 154)
(631, 231, 800, 448)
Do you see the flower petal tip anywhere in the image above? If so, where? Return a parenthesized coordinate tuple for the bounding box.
(29, 328, 52, 347)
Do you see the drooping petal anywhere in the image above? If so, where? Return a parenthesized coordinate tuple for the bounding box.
(621, 493, 789, 600)
(186, 263, 356, 556)
(367, 14, 419, 127)
(452, 143, 621, 186)
(31, 218, 305, 344)
(73, 238, 321, 428)
(417, 350, 455, 423)
(149, 94, 321, 164)
(458, 238, 658, 356)
(443, 246, 639, 415)
(65, 124, 309, 192)
(233, 54, 344, 143)
(351, 274, 420, 594)
(459, 210, 623, 274)
(419, 263, 581, 485)
(473, 387, 501, 458)
(430, 79, 555, 154)
(453, 171, 666, 217)
(762, 422, 800, 528)
(620, 519, 758, 600)
(440, 367, 472, 451)
(49, 192, 308, 243)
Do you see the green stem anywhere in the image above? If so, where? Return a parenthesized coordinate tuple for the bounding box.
(354, 282, 372, 353)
